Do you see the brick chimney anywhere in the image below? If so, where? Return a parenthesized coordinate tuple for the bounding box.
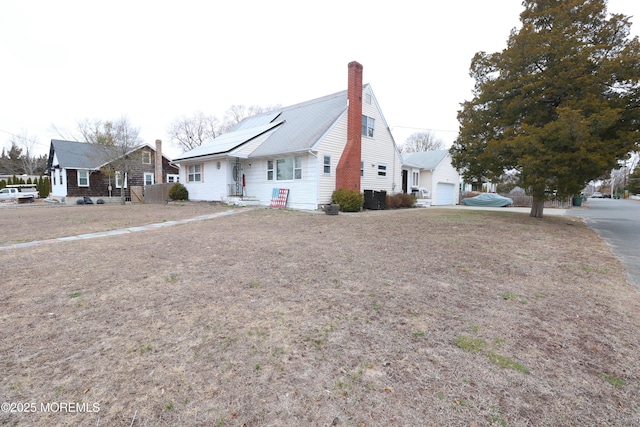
(155, 139, 163, 184)
(335, 61, 363, 191)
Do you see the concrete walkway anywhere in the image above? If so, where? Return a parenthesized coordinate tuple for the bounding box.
(0, 208, 257, 251)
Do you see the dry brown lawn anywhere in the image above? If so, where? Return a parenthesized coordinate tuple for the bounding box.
(1, 203, 639, 426)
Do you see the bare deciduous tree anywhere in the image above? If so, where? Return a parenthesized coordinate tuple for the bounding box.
(77, 117, 143, 205)
(400, 131, 444, 153)
(167, 112, 223, 152)
(168, 104, 282, 153)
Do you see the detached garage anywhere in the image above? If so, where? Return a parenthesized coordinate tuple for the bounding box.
(401, 150, 461, 206)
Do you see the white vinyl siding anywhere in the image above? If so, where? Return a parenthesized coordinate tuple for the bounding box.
(360, 87, 402, 194)
(315, 113, 348, 205)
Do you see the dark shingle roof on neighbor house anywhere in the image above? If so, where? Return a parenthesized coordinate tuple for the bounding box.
(48, 140, 118, 170)
(402, 149, 450, 170)
(173, 87, 364, 162)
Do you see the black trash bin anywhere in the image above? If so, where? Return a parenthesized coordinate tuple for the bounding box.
(364, 190, 386, 210)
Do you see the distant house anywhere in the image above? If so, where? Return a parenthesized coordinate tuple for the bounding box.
(402, 150, 461, 205)
(46, 139, 179, 202)
(172, 61, 403, 210)
(460, 178, 497, 193)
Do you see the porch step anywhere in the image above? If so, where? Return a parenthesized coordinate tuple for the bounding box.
(415, 198, 432, 208)
(226, 196, 261, 207)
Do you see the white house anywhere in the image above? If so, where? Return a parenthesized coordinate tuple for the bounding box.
(172, 61, 403, 210)
(402, 150, 461, 205)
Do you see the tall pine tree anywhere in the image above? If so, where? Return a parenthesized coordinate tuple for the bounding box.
(451, 0, 640, 217)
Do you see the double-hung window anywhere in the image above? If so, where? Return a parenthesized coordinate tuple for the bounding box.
(377, 164, 387, 177)
(78, 170, 89, 187)
(323, 155, 331, 175)
(294, 157, 302, 179)
(144, 172, 154, 186)
(188, 164, 202, 182)
(267, 160, 274, 180)
(362, 115, 375, 138)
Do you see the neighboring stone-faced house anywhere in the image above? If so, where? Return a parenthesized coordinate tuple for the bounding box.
(402, 150, 461, 205)
(172, 61, 403, 210)
(46, 139, 179, 202)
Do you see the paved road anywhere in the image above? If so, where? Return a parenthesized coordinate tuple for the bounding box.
(570, 198, 640, 289)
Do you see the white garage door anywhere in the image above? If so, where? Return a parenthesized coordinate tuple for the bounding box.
(436, 183, 455, 205)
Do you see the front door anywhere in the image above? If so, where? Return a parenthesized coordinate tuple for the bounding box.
(402, 170, 408, 193)
(230, 159, 243, 196)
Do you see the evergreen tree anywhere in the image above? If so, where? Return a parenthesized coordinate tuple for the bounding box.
(627, 167, 640, 194)
(450, 0, 640, 217)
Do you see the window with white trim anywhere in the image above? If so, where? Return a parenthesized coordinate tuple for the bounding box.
(167, 174, 179, 183)
(294, 157, 302, 179)
(377, 164, 387, 177)
(144, 172, 154, 186)
(361, 161, 364, 177)
(115, 172, 128, 188)
(267, 157, 303, 181)
(267, 160, 274, 180)
(323, 155, 331, 175)
(142, 151, 151, 164)
(362, 115, 375, 138)
(78, 170, 89, 187)
(188, 164, 202, 182)
(364, 93, 372, 105)
(277, 158, 293, 180)
(412, 171, 419, 187)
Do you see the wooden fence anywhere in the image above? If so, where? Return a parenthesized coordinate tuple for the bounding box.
(499, 194, 572, 208)
(460, 191, 572, 208)
(143, 183, 176, 204)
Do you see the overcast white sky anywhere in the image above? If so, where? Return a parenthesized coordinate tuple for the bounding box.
(1, 0, 639, 159)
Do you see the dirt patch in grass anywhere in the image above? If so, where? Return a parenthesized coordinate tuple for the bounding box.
(1, 206, 639, 426)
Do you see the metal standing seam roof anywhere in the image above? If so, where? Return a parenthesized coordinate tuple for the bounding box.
(173, 90, 349, 162)
(402, 150, 450, 170)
